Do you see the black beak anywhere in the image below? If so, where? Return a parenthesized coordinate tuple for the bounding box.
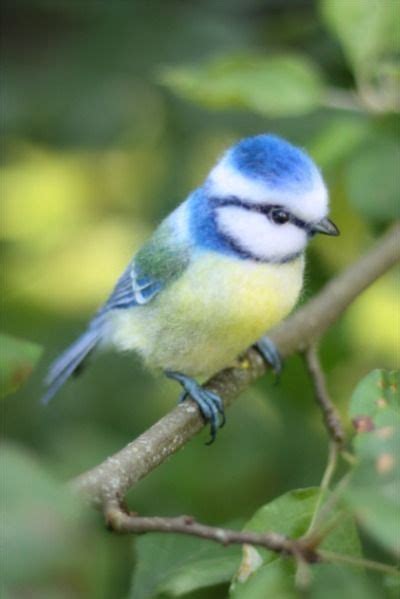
(312, 217, 340, 236)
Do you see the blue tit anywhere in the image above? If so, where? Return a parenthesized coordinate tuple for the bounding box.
(43, 134, 339, 442)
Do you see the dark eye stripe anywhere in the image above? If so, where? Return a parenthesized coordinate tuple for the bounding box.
(210, 196, 311, 232)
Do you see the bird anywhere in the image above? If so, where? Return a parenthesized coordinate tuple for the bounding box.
(42, 133, 339, 442)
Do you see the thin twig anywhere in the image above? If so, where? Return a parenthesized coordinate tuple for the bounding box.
(104, 503, 400, 575)
(72, 224, 400, 507)
(301, 345, 343, 539)
(305, 473, 353, 549)
(294, 552, 313, 591)
(340, 450, 357, 466)
(304, 442, 339, 539)
(303, 345, 344, 445)
(322, 88, 364, 112)
(104, 502, 319, 563)
(319, 550, 400, 577)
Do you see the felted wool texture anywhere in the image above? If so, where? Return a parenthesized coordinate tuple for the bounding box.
(43, 133, 330, 404)
(108, 252, 304, 377)
(208, 134, 328, 223)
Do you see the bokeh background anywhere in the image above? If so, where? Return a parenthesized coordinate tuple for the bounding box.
(1, 1, 399, 597)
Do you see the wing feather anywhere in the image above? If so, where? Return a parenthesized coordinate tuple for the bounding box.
(43, 204, 190, 404)
(94, 216, 190, 318)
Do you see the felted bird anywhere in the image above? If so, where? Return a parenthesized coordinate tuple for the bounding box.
(43, 134, 339, 442)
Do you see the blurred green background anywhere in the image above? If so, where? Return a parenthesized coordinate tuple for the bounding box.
(1, 0, 399, 597)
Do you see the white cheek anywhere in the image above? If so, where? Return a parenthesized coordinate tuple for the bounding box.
(216, 207, 307, 261)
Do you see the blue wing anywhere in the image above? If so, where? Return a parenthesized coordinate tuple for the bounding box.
(42, 264, 164, 405)
(93, 262, 164, 319)
(43, 210, 190, 404)
(42, 328, 101, 405)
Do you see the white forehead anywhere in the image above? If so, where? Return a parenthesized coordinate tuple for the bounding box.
(207, 157, 329, 223)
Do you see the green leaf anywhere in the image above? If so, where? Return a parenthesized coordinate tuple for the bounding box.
(231, 562, 384, 599)
(160, 53, 324, 117)
(230, 488, 362, 597)
(0, 333, 43, 398)
(320, 0, 400, 73)
(384, 572, 400, 599)
(243, 488, 360, 561)
(310, 116, 370, 170)
(0, 444, 91, 587)
(231, 558, 297, 599)
(130, 531, 241, 599)
(160, 554, 239, 596)
(345, 137, 400, 221)
(345, 370, 400, 556)
(310, 564, 381, 599)
(239, 488, 319, 565)
(349, 370, 399, 420)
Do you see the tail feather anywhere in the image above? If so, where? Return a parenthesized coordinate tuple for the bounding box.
(42, 328, 101, 405)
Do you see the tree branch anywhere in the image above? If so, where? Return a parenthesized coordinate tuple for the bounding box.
(103, 502, 400, 572)
(301, 345, 344, 542)
(303, 345, 344, 446)
(72, 224, 400, 508)
(104, 502, 318, 562)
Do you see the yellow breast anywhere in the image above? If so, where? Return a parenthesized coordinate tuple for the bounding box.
(110, 252, 304, 377)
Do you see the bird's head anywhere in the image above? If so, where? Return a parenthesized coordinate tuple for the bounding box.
(205, 134, 339, 263)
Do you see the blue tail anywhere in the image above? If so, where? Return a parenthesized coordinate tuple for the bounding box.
(42, 327, 102, 405)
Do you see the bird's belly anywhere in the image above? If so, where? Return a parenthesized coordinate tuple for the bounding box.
(109, 253, 304, 377)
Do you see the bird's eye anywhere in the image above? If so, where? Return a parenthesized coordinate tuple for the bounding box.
(270, 208, 289, 225)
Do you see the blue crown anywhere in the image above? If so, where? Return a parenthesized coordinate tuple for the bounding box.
(229, 134, 317, 191)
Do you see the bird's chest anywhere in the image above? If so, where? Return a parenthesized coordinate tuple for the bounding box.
(173, 253, 303, 329)
(148, 252, 304, 375)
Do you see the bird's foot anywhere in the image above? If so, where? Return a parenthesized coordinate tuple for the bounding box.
(255, 336, 282, 383)
(165, 371, 225, 444)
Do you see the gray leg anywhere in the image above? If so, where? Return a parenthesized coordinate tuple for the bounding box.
(165, 371, 225, 444)
(255, 336, 282, 379)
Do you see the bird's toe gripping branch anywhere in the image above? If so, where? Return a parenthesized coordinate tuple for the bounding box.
(255, 336, 283, 381)
(165, 371, 225, 444)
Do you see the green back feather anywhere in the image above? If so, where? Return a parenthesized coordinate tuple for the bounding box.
(135, 219, 190, 285)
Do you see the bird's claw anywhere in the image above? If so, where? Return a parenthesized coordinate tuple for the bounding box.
(255, 336, 282, 384)
(166, 371, 225, 444)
